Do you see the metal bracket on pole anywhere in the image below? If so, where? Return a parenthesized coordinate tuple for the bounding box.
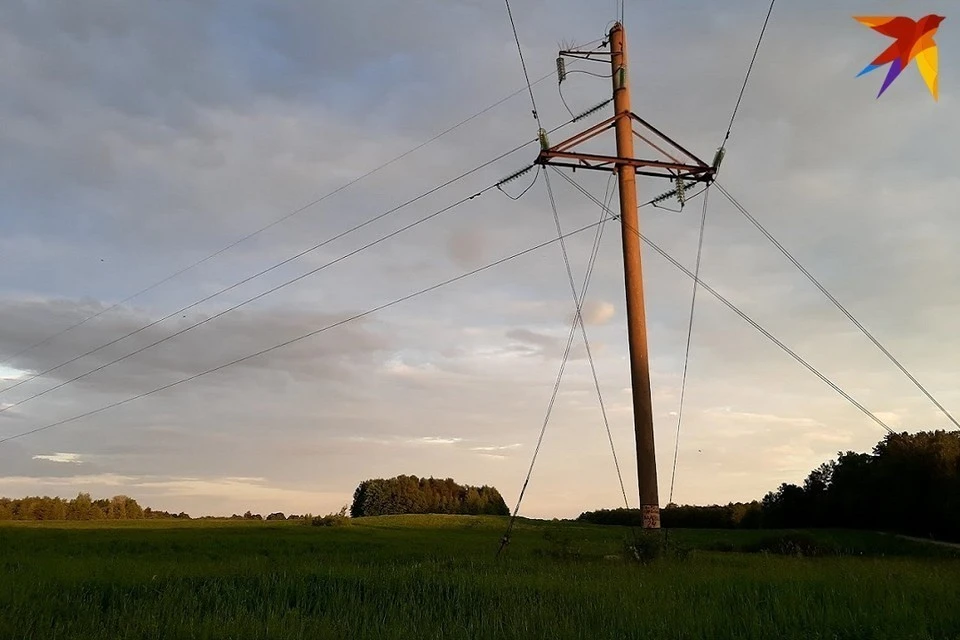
(535, 111, 716, 185)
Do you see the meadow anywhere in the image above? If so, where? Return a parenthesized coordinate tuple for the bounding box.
(3, 515, 960, 639)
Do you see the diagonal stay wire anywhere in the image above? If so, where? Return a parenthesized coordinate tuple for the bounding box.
(0, 128, 569, 400)
(556, 170, 894, 435)
(592, 174, 631, 507)
(669, 187, 711, 505)
(0, 183, 501, 416)
(498, 178, 617, 556)
(544, 169, 630, 509)
(716, 183, 959, 431)
(0, 220, 608, 446)
(0, 71, 556, 367)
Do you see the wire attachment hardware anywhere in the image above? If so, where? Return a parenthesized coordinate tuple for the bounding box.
(649, 186, 680, 206)
(573, 99, 613, 122)
(711, 147, 726, 173)
(649, 179, 695, 209)
(538, 128, 550, 151)
(496, 164, 535, 188)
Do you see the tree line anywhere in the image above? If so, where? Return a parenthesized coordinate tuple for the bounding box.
(579, 430, 960, 541)
(0, 495, 332, 522)
(0, 493, 186, 521)
(350, 475, 509, 517)
(0, 475, 512, 521)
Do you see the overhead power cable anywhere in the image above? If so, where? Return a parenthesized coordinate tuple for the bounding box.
(555, 170, 894, 435)
(0, 144, 539, 400)
(1, 109, 598, 402)
(0, 71, 556, 368)
(716, 183, 960, 431)
(0, 220, 608, 446)
(0, 181, 504, 417)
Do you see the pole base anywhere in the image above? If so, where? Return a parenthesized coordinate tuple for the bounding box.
(641, 504, 661, 529)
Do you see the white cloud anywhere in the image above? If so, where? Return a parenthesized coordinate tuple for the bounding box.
(32, 452, 83, 464)
(0, 366, 27, 381)
(470, 443, 522, 452)
(411, 437, 463, 446)
(580, 300, 616, 326)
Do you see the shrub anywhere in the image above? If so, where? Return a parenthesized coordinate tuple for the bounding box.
(537, 523, 582, 561)
(747, 533, 838, 557)
(622, 531, 691, 563)
(311, 506, 349, 527)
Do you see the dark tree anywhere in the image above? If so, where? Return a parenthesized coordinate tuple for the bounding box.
(580, 431, 960, 542)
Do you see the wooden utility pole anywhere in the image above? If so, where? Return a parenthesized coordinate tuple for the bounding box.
(538, 22, 715, 530)
(609, 23, 660, 529)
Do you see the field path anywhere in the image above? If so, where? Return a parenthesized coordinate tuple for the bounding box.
(894, 534, 960, 550)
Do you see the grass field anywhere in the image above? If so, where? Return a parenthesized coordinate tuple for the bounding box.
(3, 515, 960, 639)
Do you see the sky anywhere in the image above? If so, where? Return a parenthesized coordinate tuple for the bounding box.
(0, 1, 957, 519)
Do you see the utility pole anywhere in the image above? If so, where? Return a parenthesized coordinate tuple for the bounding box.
(539, 22, 716, 529)
(609, 23, 659, 529)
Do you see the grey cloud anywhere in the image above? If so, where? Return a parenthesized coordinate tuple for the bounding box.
(0, 297, 392, 398)
(505, 328, 558, 351)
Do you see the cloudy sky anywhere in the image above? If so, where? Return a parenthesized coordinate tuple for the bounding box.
(0, 1, 957, 519)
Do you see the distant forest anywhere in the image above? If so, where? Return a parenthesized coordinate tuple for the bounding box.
(580, 430, 960, 542)
(0, 494, 313, 522)
(350, 475, 509, 517)
(0, 494, 184, 521)
(0, 474, 511, 521)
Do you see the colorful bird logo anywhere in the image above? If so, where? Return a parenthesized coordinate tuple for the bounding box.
(854, 15, 945, 101)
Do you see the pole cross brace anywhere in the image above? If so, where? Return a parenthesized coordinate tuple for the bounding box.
(535, 111, 716, 183)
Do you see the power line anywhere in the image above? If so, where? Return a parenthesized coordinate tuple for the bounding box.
(0, 183, 499, 417)
(0, 139, 541, 400)
(4, 105, 604, 399)
(669, 187, 711, 505)
(721, 0, 777, 149)
(555, 169, 894, 435)
(0, 71, 557, 368)
(716, 183, 960, 431)
(0, 220, 608, 446)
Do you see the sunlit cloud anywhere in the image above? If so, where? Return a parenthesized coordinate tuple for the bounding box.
(32, 452, 84, 464)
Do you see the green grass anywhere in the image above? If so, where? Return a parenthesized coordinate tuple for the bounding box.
(2, 516, 960, 639)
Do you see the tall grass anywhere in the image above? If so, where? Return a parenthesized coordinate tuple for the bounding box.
(2, 517, 959, 639)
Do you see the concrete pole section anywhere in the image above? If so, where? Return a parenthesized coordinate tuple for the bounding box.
(609, 22, 660, 529)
